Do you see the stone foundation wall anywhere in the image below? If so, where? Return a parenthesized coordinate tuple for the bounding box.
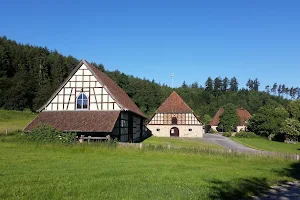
(147, 124, 204, 138)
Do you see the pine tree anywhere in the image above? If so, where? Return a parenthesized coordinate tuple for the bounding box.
(253, 78, 260, 91)
(205, 77, 213, 92)
(213, 77, 222, 91)
(271, 83, 277, 95)
(182, 81, 188, 88)
(229, 77, 238, 91)
(222, 77, 229, 91)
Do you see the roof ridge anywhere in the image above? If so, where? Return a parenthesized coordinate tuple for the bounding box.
(155, 91, 193, 113)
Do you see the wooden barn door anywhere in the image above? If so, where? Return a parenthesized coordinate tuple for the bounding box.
(170, 127, 179, 137)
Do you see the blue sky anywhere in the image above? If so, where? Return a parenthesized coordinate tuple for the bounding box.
(1, 0, 299, 89)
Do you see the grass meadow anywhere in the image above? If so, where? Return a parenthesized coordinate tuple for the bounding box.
(1, 110, 300, 199)
(0, 110, 36, 134)
(0, 135, 300, 200)
(232, 137, 300, 154)
(142, 136, 224, 149)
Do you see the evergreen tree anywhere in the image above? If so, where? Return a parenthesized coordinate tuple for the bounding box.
(222, 77, 229, 91)
(213, 77, 222, 91)
(253, 78, 260, 91)
(191, 81, 199, 88)
(265, 85, 270, 94)
(182, 81, 188, 88)
(271, 83, 277, 95)
(229, 77, 238, 91)
(278, 84, 282, 96)
(246, 79, 254, 90)
(205, 77, 213, 92)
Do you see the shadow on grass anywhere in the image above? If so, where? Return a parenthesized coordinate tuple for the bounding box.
(208, 162, 300, 200)
(208, 177, 269, 200)
(274, 162, 300, 180)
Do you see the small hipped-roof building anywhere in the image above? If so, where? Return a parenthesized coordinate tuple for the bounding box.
(24, 60, 147, 142)
(147, 91, 204, 137)
(209, 107, 252, 132)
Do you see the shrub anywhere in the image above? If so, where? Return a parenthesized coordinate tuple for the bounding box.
(210, 128, 218, 134)
(23, 125, 76, 143)
(222, 132, 232, 137)
(235, 131, 258, 138)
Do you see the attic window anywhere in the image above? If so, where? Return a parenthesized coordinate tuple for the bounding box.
(157, 129, 160, 131)
(189, 129, 192, 131)
(77, 93, 88, 110)
(172, 117, 178, 125)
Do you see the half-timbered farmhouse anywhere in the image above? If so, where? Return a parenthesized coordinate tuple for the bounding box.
(24, 60, 147, 142)
(147, 91, 204, 137)
(209, 107, 252, 132)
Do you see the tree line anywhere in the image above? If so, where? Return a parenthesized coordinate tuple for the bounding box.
(182, 77, 300, 100)
(0, 36, 296, 119)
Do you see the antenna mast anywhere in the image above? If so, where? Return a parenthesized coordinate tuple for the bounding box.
(171, 73, 174, 88)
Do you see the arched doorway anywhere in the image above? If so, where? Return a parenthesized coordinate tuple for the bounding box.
(170, 127, 179, 137)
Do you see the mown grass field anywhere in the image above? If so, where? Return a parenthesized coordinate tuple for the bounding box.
(0, 110, 37, 134)
(142, 136, 224, 149)
(232, 137, 300, 154)
(0, 137, 299, 200)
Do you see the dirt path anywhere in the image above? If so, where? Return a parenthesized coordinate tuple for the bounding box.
(252, 181, 300, 200)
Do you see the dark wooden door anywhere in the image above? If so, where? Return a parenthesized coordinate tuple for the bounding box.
(170, 127, 179, 137)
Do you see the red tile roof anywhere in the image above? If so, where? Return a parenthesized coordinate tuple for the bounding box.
(24, 111, 120, 132)
(156, 91, 193, 113)
(85, 61, 146, 118)
(209, 108, 252, 126)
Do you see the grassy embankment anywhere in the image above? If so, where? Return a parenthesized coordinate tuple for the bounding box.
(232, 137, 300, 154)
(0, 109, 36, 134)
(0, 136, 299, 200)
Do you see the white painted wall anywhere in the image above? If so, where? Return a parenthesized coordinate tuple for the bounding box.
(44, 64, 121, 111)
(237, 126, 246, 132)
(211, 126, 218, 132)
(211, 125, 247, 133)
(147, 124, 204, 138)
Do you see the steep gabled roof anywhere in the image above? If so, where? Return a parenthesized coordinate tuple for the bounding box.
(237, 108, 252, 126)
(156, 91, 193, 113)
(38, 60, 146, 118)
(209, 108, 252, 126)
(24, 111, 120, 132)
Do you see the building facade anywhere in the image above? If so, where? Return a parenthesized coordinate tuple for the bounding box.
(147, 91, 204, 137)
(24, 60, 147, 142)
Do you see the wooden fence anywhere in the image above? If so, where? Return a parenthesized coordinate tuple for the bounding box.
(76, 135, 111, 143)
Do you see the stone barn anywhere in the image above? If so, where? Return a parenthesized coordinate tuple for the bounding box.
(209, 107, 252, 132)
(24, 60, 147, 142)
(147, 91, 204, 137)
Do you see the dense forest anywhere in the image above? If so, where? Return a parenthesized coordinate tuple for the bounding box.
(0, 36, 297, 119)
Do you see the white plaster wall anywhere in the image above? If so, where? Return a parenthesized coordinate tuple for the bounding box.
(147, 124, 204, 138)
(237, 126, 246, 132)
(211, 126, 218, 132)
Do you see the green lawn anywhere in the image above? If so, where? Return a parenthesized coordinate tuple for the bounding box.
(0, 110, 37, 134)
(232, 137, 300, 154)
(143, 136, 224, 149)
(0, 139, 299, 199)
